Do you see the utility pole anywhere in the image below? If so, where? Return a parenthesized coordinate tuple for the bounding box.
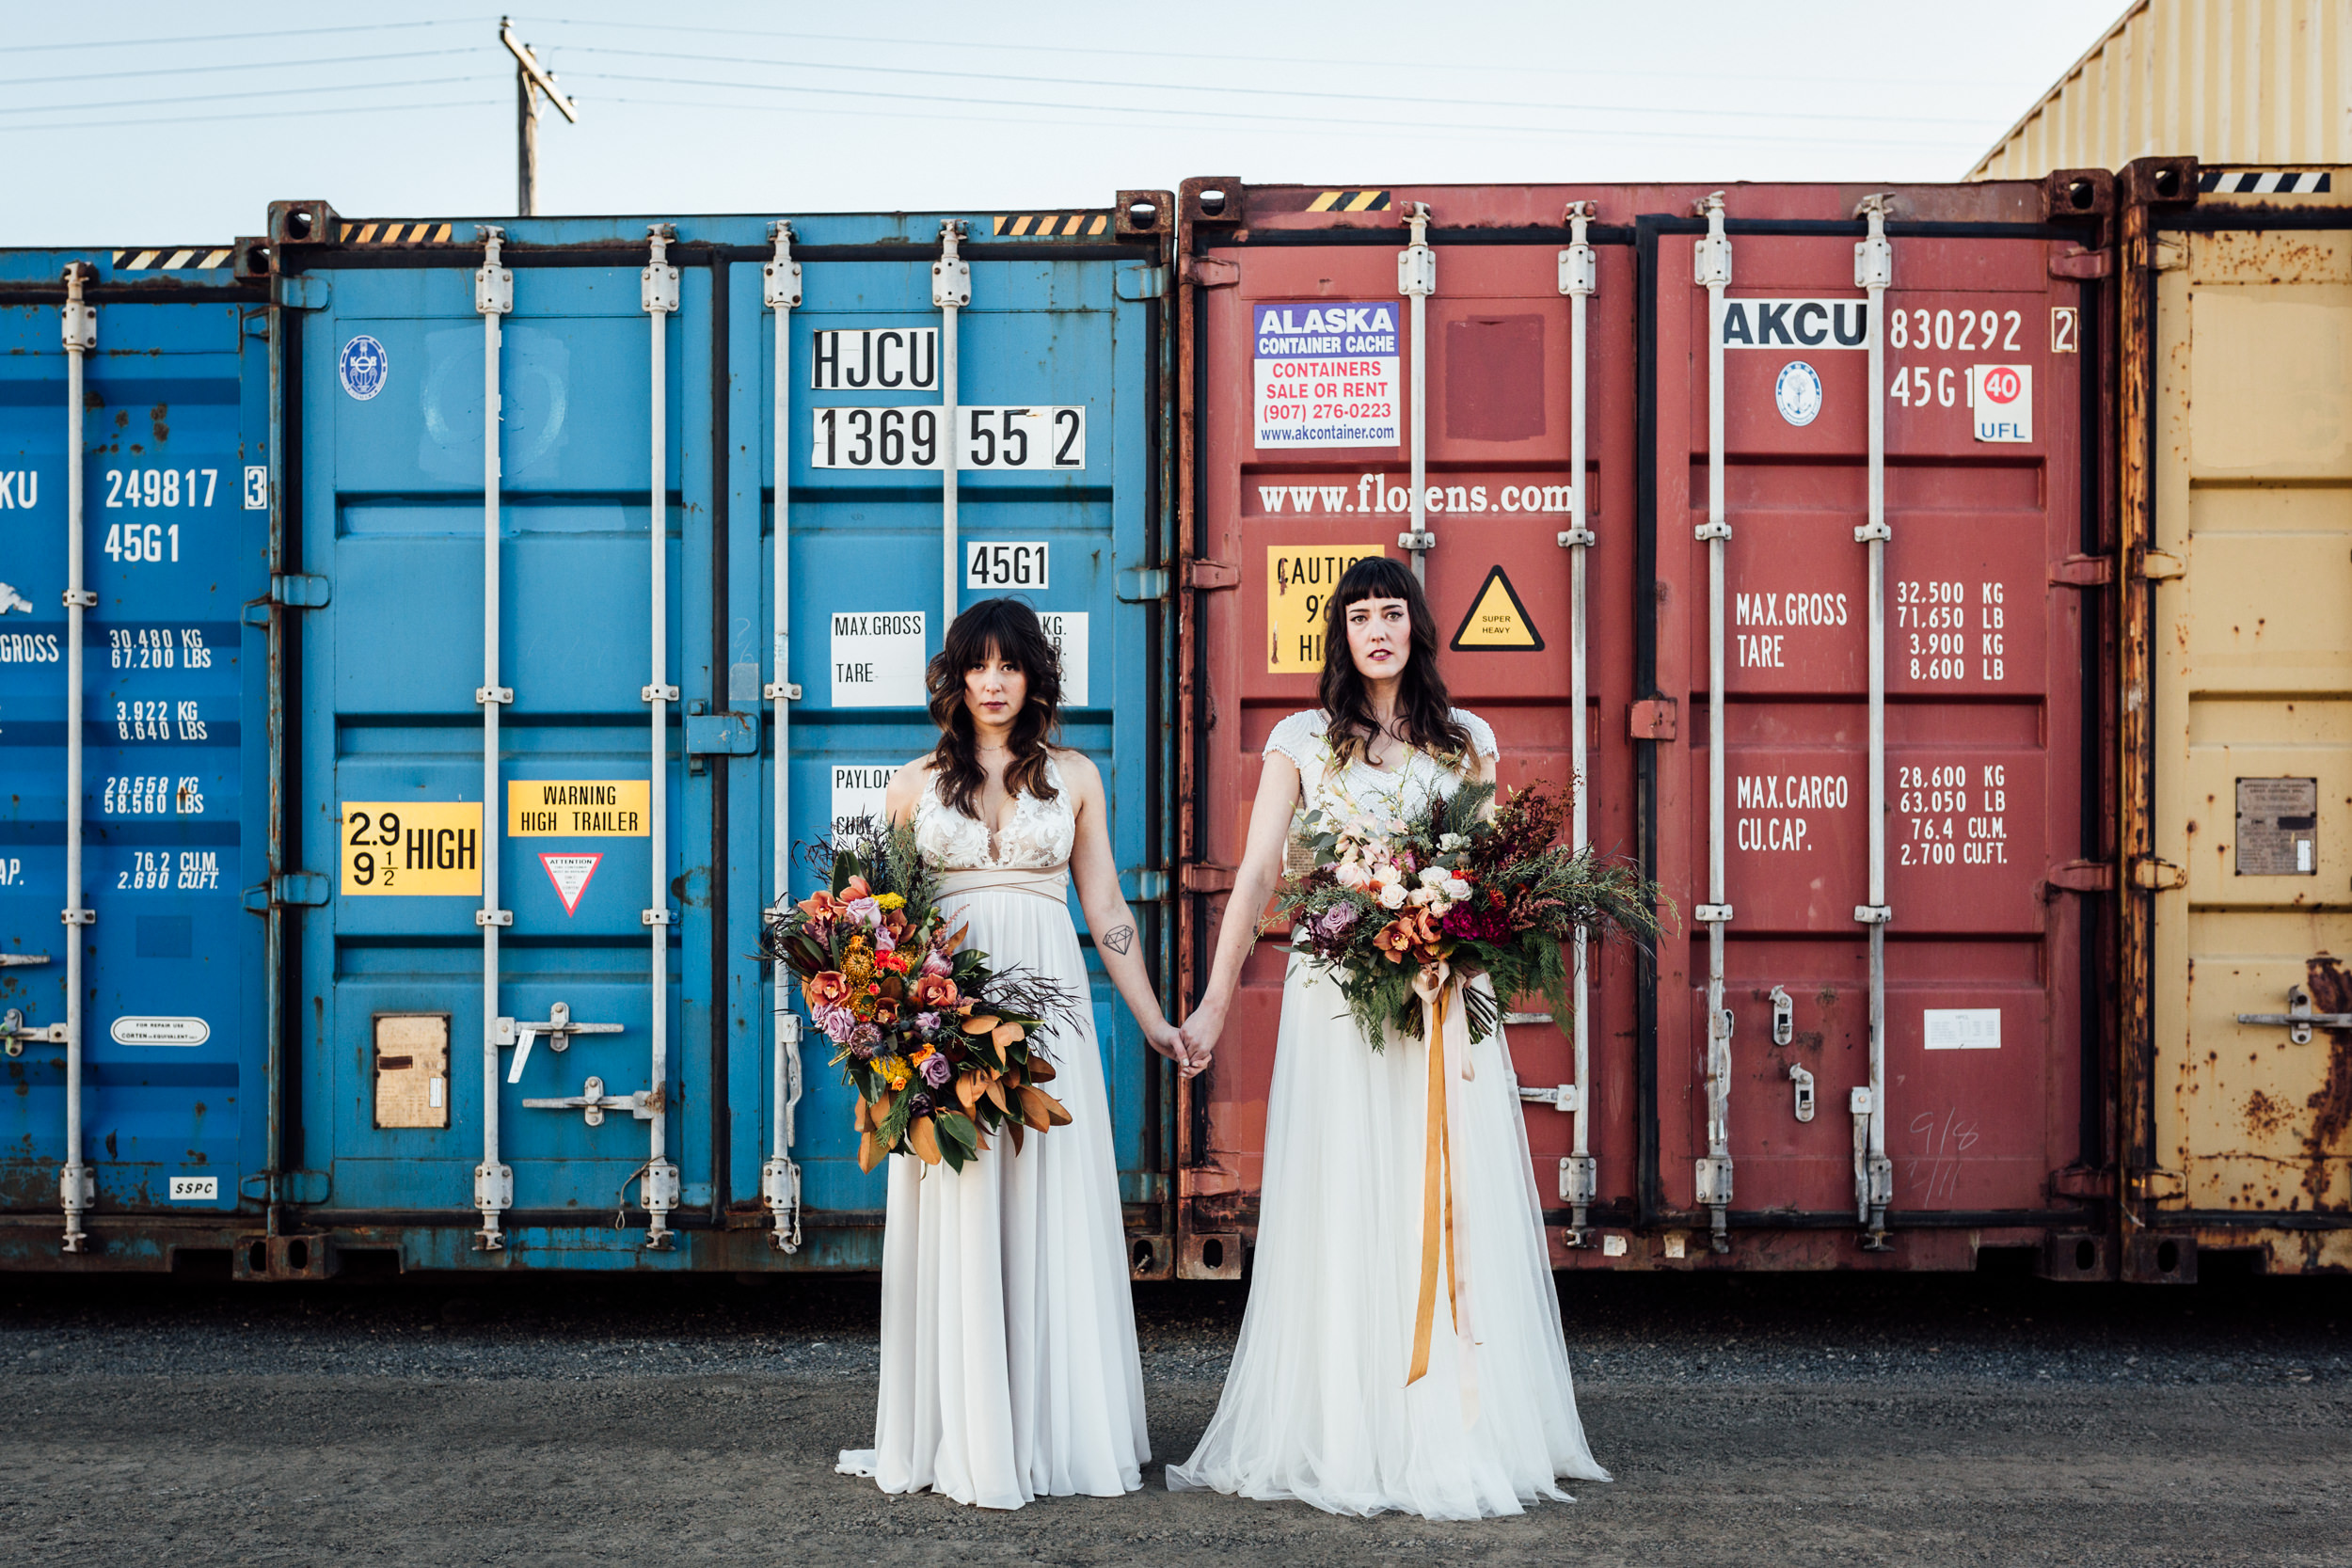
(501, 17, 578, 217)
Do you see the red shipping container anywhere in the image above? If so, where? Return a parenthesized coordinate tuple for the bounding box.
(1173, 177, 2115, 1275)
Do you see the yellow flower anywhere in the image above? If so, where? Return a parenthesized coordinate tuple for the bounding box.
(875, 1054, 911, 1091)
(875, 892, 906, 911)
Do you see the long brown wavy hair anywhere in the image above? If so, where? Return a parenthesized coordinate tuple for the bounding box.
(1318, 555, 1470, 767)
(926, 598, 1064, 819)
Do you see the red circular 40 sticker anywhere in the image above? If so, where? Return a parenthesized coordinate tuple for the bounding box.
(1979, 366, 2024, 404)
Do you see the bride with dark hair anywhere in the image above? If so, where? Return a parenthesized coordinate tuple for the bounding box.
(1167, 555, 1609, 1518)
(836, 597, 1192, 1511)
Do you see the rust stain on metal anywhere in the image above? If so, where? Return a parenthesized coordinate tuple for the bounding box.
(149, 403, 168, 447)
(2299, 956, 2352, 1208)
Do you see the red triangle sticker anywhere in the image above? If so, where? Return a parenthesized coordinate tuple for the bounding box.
(540, 852, 602, 916)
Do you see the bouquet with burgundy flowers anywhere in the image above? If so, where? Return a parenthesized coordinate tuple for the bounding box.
(760, 823, 1077, 1173)
(1274, 781, 1664, 1046)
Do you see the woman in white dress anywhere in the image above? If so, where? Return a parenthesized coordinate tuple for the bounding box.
(1167, 556, 1610, 1519)
(837, 598, 1194, 1510)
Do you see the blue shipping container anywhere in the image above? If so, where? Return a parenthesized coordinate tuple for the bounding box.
(0, 245, 272, 1260)
(0, 197, 1177, 1276)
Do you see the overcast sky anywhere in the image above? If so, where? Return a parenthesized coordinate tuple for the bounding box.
(5, 0, 2125, 244)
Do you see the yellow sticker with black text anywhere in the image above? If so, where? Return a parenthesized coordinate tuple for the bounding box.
(506, 780, 649, 837)
(341, 801, 483, 896)
(1267, 545, 1390, 673)
(1450, 565, 1544, 651)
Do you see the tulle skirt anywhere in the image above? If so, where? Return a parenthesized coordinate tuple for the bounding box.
(1166, 948, 1608, 1519)
(836, 879, 1148, 1509)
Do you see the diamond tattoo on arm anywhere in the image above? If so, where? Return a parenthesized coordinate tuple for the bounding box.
(1102, 924, 1136, 956)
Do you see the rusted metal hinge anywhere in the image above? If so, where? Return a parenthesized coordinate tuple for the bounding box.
(2049, 554, 2113, 587)
(2048, 244, 2112, 279)
(1180, 256, 1239, 289)
(2046, 860, 2115, 893)
(1186, 559, 1240, 591)
(1629, 698, 1677, 741)
(2048, 1165, 2115, 1199)
(2137, 550, 2185, 581)
(1179, 863, 1237, 894)
(2130, 857, 2186, 891)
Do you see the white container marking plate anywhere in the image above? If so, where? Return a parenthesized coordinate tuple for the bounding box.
(111, 1016, 210, 1047)
(1924, 1007, 2001, 1050)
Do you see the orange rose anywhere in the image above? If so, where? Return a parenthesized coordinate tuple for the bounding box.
(803, 971, 851, 1009)
(911, 973, 961, 1010)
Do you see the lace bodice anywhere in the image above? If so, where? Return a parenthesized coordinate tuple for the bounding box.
(1263, 708, 1497, 825)
(913, 754, 1077, 872)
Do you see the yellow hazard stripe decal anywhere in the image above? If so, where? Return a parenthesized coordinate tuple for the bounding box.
(989, 213, 1111, 237)
(1308, 190, 1391, 214)
(336, 221, 458, 244)
(110, 247, 233, 271)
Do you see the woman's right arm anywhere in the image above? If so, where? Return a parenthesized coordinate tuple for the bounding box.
(882, 758, 930, 829)
(1178, 751, 1302, 1069)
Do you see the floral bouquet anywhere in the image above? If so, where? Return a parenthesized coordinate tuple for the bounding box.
(760, 823, 1077, 1173)
(1275, 781, 1665, 1045)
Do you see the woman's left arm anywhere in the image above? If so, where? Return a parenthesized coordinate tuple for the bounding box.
(1061, 751, 1188, 1069)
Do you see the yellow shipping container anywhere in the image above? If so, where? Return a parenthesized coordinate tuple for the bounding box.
(1971, 0, 2352, 180)
(2120, 159, 2352, 1277)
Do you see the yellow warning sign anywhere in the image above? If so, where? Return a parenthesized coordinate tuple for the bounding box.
(506, 780, 649, 837)
(340, 801, 482, 897)
(1450, 565, 1544, 651)
(1267, 545, 1390, 673)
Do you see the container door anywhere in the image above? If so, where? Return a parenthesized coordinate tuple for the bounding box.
(1176, 182, 1643, 1272)
(287, 214, 711, 1263)
(763, 207, 1175, 1269)
(2139, 172, 2352, 1256)
(0, 249, 270, 1256)
(1645, 191, 2098, 1259)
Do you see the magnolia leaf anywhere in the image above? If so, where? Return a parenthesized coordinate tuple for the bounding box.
(1025, 1054, 1057, 1084)
(1017, 1084, 1071, 1131)
(908, 1115, 944, 1165)
(955, 1071, 988, 1115)
(961, 1014, 1001, 1035)
(991, 1020, 1026, 1053)
(857, 1129, 887, 1173)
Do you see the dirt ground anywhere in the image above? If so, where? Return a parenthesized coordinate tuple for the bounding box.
(2, 1265, 2346, 1566)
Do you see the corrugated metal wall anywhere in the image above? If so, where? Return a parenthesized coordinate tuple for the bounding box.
(1970, 0, 2352, 179)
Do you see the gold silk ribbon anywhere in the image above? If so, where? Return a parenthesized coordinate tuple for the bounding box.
(1406, 961, 1480, 1422)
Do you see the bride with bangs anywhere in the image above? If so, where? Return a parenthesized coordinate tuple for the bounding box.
(1167, 555, 1610, 1519)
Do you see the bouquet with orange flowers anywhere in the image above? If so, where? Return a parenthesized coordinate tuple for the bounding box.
(1274, 781, 1663, 1046)
(761, 822, 1077, 1172)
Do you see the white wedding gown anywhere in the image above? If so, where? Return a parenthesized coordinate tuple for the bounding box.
(836, 758, 1148, 1508)
(1167, 709, 1609, 1519)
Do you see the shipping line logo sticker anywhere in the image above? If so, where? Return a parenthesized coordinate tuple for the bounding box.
(339, 335, 389, 401)
(1253, 302, 1400, 449)
(1775, 361, 1823, 427)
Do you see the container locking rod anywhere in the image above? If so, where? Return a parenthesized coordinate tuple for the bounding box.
(472, 227, 515, 1252)
(59, 264, 96, 1254)
(1397, 204, 1437, 578)
(1692, 193, 1734, 1252)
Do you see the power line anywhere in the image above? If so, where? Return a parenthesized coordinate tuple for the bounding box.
(590, 91, 1987, 152)
(571, 71, 1992, 150)
(3, 97, 503, 137)
(561, 43, 2001, 129)
(0, 45, 492, 91)
(0, 74, 500, 120)
(11, 18, 469, 54)
(538, 16, 2046, 94)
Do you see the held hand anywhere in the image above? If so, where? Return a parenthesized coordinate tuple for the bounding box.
(1142, 1018, 1192, 1073)
(1178, 995, 1230, 1079)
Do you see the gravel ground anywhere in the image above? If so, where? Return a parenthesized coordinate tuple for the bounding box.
(2, 1263, 2347, 1565)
